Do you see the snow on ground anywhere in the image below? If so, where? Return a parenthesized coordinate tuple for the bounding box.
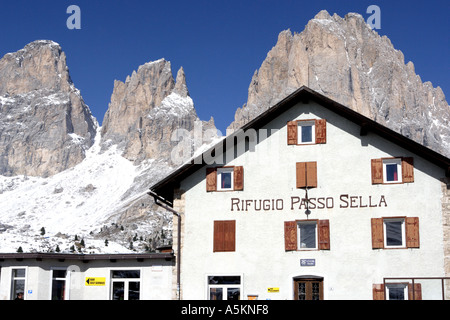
(0, 127, 156, 254)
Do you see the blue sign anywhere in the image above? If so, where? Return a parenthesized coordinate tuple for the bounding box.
(300, 259, 315, 266)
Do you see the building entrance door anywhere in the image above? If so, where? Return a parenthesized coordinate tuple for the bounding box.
(293, 276, 324, 300)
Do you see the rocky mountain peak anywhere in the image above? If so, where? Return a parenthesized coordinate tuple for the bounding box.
(0, 40, 73, 96)
(174, 66, 190, 97)
(101, 58, 217, 164)
(227, 10, 449, 158)
(0, 40, 97, 177)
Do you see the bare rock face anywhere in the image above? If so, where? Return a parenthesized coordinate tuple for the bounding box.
(101, 59, 217, 165)
(227, 10, 450, 157)
(0, 40, 97, 177)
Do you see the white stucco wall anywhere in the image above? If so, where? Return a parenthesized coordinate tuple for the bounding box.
(0, 258, 172, 300)
(178, 101, 446, 300)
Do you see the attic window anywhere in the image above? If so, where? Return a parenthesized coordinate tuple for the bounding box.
(298, 121, 315, 144)
(287, 119, 327, 145)
(217, 168, 233, 191)
(206, 166, 244, 192)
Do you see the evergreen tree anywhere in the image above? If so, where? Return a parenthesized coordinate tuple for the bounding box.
(105, 239, 109, 246)
(17, 246, 23, 253)
(40, 227, 46, 236)
(55, 245, 60, 252)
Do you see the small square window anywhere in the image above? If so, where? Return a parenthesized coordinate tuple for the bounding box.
(217, 168, 234, 190)
(383, 159, 402, 183)
(386, 283, 408, 300)
(297, 221, 317, 249)
(384, 218, 405, 248)
(298, 121, 315, 144)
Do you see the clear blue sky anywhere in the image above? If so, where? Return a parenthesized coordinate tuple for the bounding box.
(1, 0, 448, 134)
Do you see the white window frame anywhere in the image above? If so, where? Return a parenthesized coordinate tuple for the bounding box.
(206, 274, 242, 300)
(49, 268, 69, 300)
(217, 167, 234, 191)
(297, 121, 315, 144)
(297, 220, 318, 250)
(383, 218, 406, 248)
(386, 283, 409, 300)
(110, 268, 142, 300)
(10, 267, 27, 300)
(382, 158, 402, 183)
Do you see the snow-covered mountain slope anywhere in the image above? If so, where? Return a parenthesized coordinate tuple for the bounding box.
(0, 126, 173, 254)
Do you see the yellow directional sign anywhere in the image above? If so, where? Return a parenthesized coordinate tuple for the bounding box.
(85, 277, 106, 286)
(267, 287, 279, 293)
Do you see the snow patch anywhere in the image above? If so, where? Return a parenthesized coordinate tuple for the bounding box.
(0, 126, 163, 254)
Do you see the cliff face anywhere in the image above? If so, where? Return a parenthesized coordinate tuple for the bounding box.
(0, 40, 97, 177)
(227, 10, 450, 157)
(101, 59, 217, 166)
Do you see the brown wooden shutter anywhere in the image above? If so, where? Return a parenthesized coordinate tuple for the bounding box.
(223, 220, 236, 252)
(287, 121, 298, 145)
(315, 119, 327, 144)
(406, 217, 420, 248)
(371, 159, 383, 184)
(213, 221, 224, 252)
(371, 218, 384, 249)
(214, 220, 235, 252)
(402, 157, 414, 183)
(284, 221, 297, 251)
(296, 162, 317, 188)
(206, 167, 217, 192)
(296, 162, 306, 188)
(306, 162, 317, 188)
(318, 219, 330, 250)
(408, 283, 422, 300)
(233, 166, 244, 191)
(372, 284, 385, 300)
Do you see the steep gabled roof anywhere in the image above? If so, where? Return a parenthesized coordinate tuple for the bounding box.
(149, 86, 450, 204)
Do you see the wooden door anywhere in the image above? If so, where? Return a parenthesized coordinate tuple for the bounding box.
(294, 278, 323, 300)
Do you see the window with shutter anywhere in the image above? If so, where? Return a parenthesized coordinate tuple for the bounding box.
(296, 162, 317, 188)
(284, 220, 330, 251)
(213, 220, 236, 252)
(287, 119, 326, 145)
(371, 217, 420, 249)
(371, 157, 414, 184)
(206, 166, 244, 192)
(373, 283, 422, 300)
